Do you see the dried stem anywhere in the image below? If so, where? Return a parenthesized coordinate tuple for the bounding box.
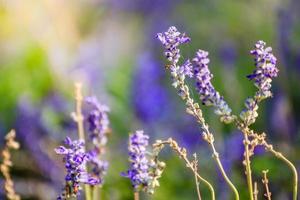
(0, 130, 20, 200)
(262, 170, 271, 200)
(74, 83, 92, 200)
(134, 192, 139, 200)
(253, 182, 258, 200)
(243, 131, 254, 200)
(193, 154, 202, 200)
(154, 139, 215, 200)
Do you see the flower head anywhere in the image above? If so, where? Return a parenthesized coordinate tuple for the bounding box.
(55, 137, 100, 199)
(193, 50, 233, 123)
(86, 96, 110, 146)
(247, 40, 279, 100)
(122, 130, 152, 191)
(85, 96, 110, 185)
(156, 26, 190, 64)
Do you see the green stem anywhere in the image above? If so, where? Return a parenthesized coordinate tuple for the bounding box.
(210, 142, 240, 200)
(183, 156, 215, 200)
(243, 133, 254, 200)
(269, 149, 298, 200)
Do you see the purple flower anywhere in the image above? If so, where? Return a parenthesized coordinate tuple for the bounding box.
(85, 96, 110, 185)
(156, 26, 190, 64)
(55, 137, 100, 199)
(193, 50, 233, 122)
(240, 41, 279, 125)
(247, 40, 279, 100)
(122, 130, 151, 191)
(179, 59, 193, 78)
(86, 96, 110, 146)
(86, 149, 109, 182)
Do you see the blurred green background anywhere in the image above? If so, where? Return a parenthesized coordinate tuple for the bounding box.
(0, 0, 299, 199)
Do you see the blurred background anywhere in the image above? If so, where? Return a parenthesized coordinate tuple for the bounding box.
(0, 0, 299, 199)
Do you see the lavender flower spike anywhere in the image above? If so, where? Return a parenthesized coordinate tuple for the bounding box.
(248, 40, 279, 100)
(240, 41, 279, 125)
(122, 130, 152, 192)
(55, 137, 100, 199)
(86, 96, 110, 146)
(193, 50, 234, 123)
(157, 26, 192, 97)
(156, 26, 190, 64)
(85, 96, 110, 185)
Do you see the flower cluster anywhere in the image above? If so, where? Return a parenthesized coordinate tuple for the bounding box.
(122, 130, 165, 194)
(193, 50, 234, 123)
(86, 149, 109, 183)
(86, 96, 110, 146)
(240, 41, 279, 125)
(156, 26, 190, 65)
(85, 96, 110, 185)
(248, 40, 279, 100)
(157, 26, 193, 101)
(122, 130, 151, 191)
(55, 137, 100, 199)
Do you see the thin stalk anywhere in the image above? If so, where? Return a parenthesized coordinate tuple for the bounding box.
(134, 192, 139, 200)
(253, 182, 258, 200)
(209, 142, 240, 200)
(268, 148, 298, 200)
(158, 140, 215, 200)
(182, 154, 215, 200)
(243, 132, 254, 200)
(193, 154, 202, 200)
(182, 90, 239, 200)
(74, 83, 92, 200)
(262, 170, 271, 200)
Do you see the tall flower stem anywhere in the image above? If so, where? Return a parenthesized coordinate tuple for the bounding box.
(173, 71, 239, 200)
(134, 192, 139, 200)
(157, 26, 238, 199)
(74, 83, 92, 200)
(243, 132, 254, 200)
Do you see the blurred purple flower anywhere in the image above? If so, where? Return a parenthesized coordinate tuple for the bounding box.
(86, 96, 110, 146)
(132, 52, 168, 123)
(85, 96, 110, 185)
(15, 98, 63, 184)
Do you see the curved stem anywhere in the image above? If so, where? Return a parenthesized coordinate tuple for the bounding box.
(157, 140, 215, 200)
(182, 156, 215, 200)
(243, 133, 254, 200)
(193, 156, 202, 200)
(268, 149, 298, 200)
(209, 142, 240, 200)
